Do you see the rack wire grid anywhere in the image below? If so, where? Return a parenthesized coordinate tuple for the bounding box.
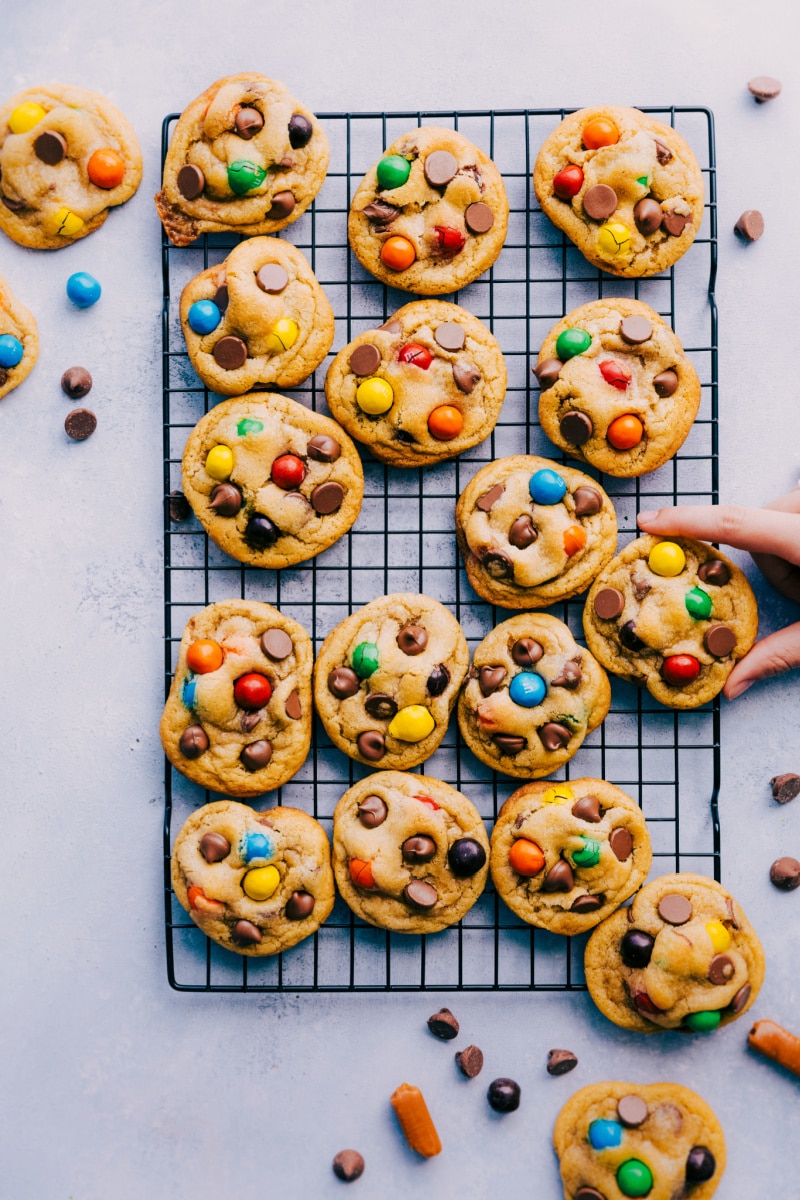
(162, 106, 719, 993)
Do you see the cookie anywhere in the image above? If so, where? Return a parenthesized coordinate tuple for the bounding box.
(456, 457, 617, 608)
(490, 778, 651, 935)
(584, 536, 758, 709)
(0, 84, 142, 249)
(458, 614, 610, 780)
(0, 276, 38, 400)
(554, 1081, 726, 1200)
(332, 773, 489, 933)
(534, 106, 704, 278)
(171, 800, 334, 956)
(313, 594, 469, 769)
(536, 299, 702, 477)
(585, 873, 765, 1033)
(324, 300, 506, 467)
(160, 601, 313, 798)
(181, 394, 364, 570)
(155, 73, 328, 246)
(348, 126, 508, 294)
(180, 237, 334, 395)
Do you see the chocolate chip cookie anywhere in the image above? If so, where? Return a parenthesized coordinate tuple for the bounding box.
(314, 594, 469, 769)
(584, 536, 758, 709)
(534, 106, 704, 278)
(171, 800, 334, 955)
(348, 126, 508, 294)
(536, 299, 702, 477)
(324, 300, 506, 466)
(180, 237, 334, 395)
(584, 873, 765, 1033)
(332, 773, 489, 933)
(0, 275, 38, 400)
(554, 1081, 726, 1200)
(181, 393, 364, 569)
(0, 84, 142, 249)
(156, 73, 328, 246)
(160, 600, 313, 798)
(455, 457, 617, 608)
(458, 614, 610, 780)
(490, 778, 651, 935)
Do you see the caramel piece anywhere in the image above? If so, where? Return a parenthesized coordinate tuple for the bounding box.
(748, 1019, 800, 1077)
(390, 1083, 442, 1158)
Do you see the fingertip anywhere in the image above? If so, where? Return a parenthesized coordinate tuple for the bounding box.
(636, 508, 662, 529)
(723, 677, 752, 701)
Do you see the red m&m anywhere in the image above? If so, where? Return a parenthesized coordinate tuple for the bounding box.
(553, 164, 584, 200)
(433, 225, 465, 253)
(271, 454, 306, 489)
(398, 343, 433, 369)
(599, 359, 631, 391)
(234, 673, 273, 710)
(662, 655, 700, 686)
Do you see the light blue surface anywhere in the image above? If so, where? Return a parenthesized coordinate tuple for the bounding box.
(1, 3, 799, 1198)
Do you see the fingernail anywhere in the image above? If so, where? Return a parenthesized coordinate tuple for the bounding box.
(725, 679, 752, 701)
(637, 509, 661, 525)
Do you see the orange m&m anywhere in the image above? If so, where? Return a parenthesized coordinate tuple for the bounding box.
(563, 525, 587, 557)
(582, 117, 620, 150)
(427, 405, 463, 441)
(187, 885, 225, 914)
(607, 414, 644, 450)
(349, 858, 375, 889)
(509, 838, 546, 877)
(186, 638, 224, 674)
(380, 235, 416, 271)
(87, 148, 125, 189)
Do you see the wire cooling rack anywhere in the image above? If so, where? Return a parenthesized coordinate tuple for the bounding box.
(162, 107, 719, 992)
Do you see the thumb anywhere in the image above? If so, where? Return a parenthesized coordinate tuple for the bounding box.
(723, 621, 800, 699)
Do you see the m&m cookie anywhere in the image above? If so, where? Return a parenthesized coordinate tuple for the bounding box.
(0, 275, 38, 400)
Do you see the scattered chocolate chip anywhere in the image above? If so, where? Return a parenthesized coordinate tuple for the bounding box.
(551, 661, 582, 689)
(261, 628, 293, 660)
(397, 624, 428, 655)
(213, 335, 247, 370)
(685, 1147, 716, 1184)
(232, 919, 262, 945)
(492, 733, 526, 754)
(255, 263, 289, 293)
(620, 315, 653, 344)
(708, 953, 735, 984)
(179, 724, 209, 759)
(512, 638, 543, 667)
(208, 482, 242, 517)
(487, 1078, 520, 1113)
(169, 490, 191, 522)
(434, 321, 465, 351)
(658, 893, 693, 925)
(424, 150, 458, 187)
(533, 358, 562, 389)
(734, 210, 764, 242)
(729, 983, 751, 1014)
(349, 343, 381, 376)
(704, 623, 736, 658)
(455, 1045, 484, 1078)
(479, 666, 506, 696)
(483, 552, 512, 578)
(311, 482, 344, 515)
(653, 368, 679, 397)
(452, 361, 481, 393)
(332, 1149, 364, 1183)
(361, 199, 400, 224)
(364, 692, 397, 719)
(617, 1094, 648, 1127)
(771, 773, 800, 804)
(572, 795, 602, 823)
(748, 76, 782, 102)
(267, 191, 295, 219)
(245, 513, 279, 547)
(213, 283, 229, 312)
(357, 730, 385, 761)
(573, 486, 603, 517)
(634, 197, 663, 235)
(609, 828, 633, 862)
(285, 890, 315, 920)
(402, 835, 437, 864)
(177, 163, 205, 200)
(426, 664, 450, 696)
(539, 723, 572, 752)
(199, 831, 230, 862)
(240, 740, 272, 771)
(448, 838, 486, 877)
(288, 113, 313, 149)
(620, 929, 654, 968)
(654, 138, 673, 164)
(698, 559, 730, 586)
(328, 667, 360, 699)
(619, 620, 645, 651)
(285, 689, 302, 720)
(663, 209, 691, 237)
(34, 130, 67, 165)
(235, 107, 264, 139)
(404, 880, 438, 909)
(560, 410, 593, 444)
(542, 860, 574, 891)
(770, 857, 800, 891)
(358, 795, 388, 828)
(583, 183, 617, 220)
(546, 1049, 578, 1076)
(464, 202, 494, 234)
(508, 515, 537, 549)
(306, 434, 341, 463)
(594, 587, 625, 619)
(428, 1007, 459, 1039)
(571, 894, 602, 912)
(65, 407, 97, 440)
(476, 483, 504, 512)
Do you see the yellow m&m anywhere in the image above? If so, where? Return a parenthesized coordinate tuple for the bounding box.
(44, 206, 85, 238)
(388, 705, 435, 743)
(205, 444, 234, 480)
(648, 541, 686, 577)
(9, 102, 46, 134)
(265, 317, 299, 354)
(597, 221, 631, 257)
(242, 865, 280, 901)
(356, 377, 394, 415)
(541, 784, 574, 806)
(705, 920, 732, 953)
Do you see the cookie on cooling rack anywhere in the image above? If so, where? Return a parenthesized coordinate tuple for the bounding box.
(155, 73, 329, 246)
(160, 600, 313, 798)
(584, 873, 765, 1033)
(332, 773, 489, 933)
(314, 593, 469, 770)
(180, 237, 334, 395)
(455, 456, 617, 608)
(348, 126, 509, 294)
(535, 298, 702, 478)
(554, 1081, 726, 1200)
(0, 275, 38, 400)
(533, 105, 704, 278)
(490, 778, 651, 935)
(171, 800, 334, 955)
(324, 300, 506, 467)
(583, 535, 758, 709)
(181, 393, 364, 570)
(458, 614, 610, 780)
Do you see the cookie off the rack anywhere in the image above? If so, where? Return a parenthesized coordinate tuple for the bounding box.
(0, 275, 38, 401)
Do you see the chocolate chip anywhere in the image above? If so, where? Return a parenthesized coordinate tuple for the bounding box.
(583, 183, 617, 220)
(487, 1078, 520, 1113)
(64, 408, 96, 440)
(255, 263, 289, 293)
(571, 894, 602, 912)
(284, 689, 302, 720)
(245, 513, 279, 547)
(240, 740, 272, 771)
(551, 661, 582, 689)
(434, 321, 465, 351)
(610, 828, 633, 862)
(447, 838, 486, 877)
(535, 356, 567, 392)
(508, 515, 537, 549)
(686, 1147, 716, 1184)
(653, 368, 679, 397)
(235, 107, 264, 139)
(208, 483, 242, 517)
(704, 623, 736, 658)
(34, 130, 67, 164)
(199, 831, 230, 862)
(539, 723, 572, 752)
(631, 574, 651, 600)
(729, 983, 751, 1014)
(358, 795, 388, 828)
(698, 559, 730, 586)
(658, 893, 692, 924)
(476, 483, 504, 512)
(364, 692, 397, 719)
(232, 919, 262, 945)
(573, 486, 603, 517)
(634, 197, 663, 235)
(546, 1049, 578, 1076)
(169, 490, 191, 521)
(424, 150, 458, 187)
(397, 625, 428, 655)
(594, 587, 624, 619)
(663, 209, 691, 236)
(261, 628, 293, 660)
(725, 897, 740, 928)
(1, 193, 25, 211)
(620, 315, 653, 344)
(654, 138, 673, 164)
(575, 1190, 606, 1200)
(239, 710, 261, 733)
(426, 664, 450, 696)
(428, 1007, 459, 1039)
(377, 318, 402, 333)
(734, 210, 764, 242)
(285, 890, 315, 920)
(708, 953, 735, 984)
(479, 666, 506, 695)
(267, 191, 295, 219)
(620, 929, 654, 968)
(361, 199, 400, 224)
(492, 734, 526, 754)
(572, 795, 602, 823)
(179, 725, 209, 759)
(306, 434, 341, 463)
(311, 482, 344, 515)
(0, 368, 7, 387)
(748, 76, 782, 102)
(455, 1045, 484, 1077)
(213, 335, 247, 370)
(394, 429, 416, 443)
(288, 113, 313, 149)
(213, 283, 229, 312)
(328, 667, 360, 699)
(770, 856, 800, 890)
(402, 835, 437, 864)
(349, 343, 382, 376)
(771, 773, 800, 804)
(542, 860, 574, 892)
(619, 620, 645, 651)
(511, 638, 543, 667)
(617, 1094, 648, 1127)
(483, 552, 512, 578)
(404, 880, 438, 909)
(464, 202, 494, 234)
(560, 410, 593, 444)
(357, 730, 385, 760)
(177, 164, 205, 199)
(453, 361, 481, 393)
(332, 1150, 364, 1183)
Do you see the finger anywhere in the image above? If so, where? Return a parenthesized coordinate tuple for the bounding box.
(763, 484, 800, 515)
(637, 504, 800, 565)
(723, 621, 800, 699)
(750, 552, 800, 603)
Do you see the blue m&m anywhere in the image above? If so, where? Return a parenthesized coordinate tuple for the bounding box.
(241, 831, 274, 863)
(66, 271, 102, 308)
(588, 1118, 623, 1149)
(530, 468, 567, 505)
(509, 672, 547, 707)
(188, 299, 222, 335)
(0, 334, 24, 368)
(181, 677, 197, 708)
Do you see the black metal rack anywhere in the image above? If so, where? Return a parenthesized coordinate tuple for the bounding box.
(162, 106, 719, 992)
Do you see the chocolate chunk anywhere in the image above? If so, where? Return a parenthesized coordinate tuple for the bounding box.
(609, 828, 633, 862)
(169, 490, 191, 521)
(619, 620, 645, 651)
(476, 483, 504, 512)
(546, 1049, 578, 1076)
(357, 730, 385, 760)
(200, 831, 230, 862)
(64, 407, 97, 440)
(428, 1007, 459, 1039)
(654, 137, 673, 164)
(539, 723, 572, 752)
(402, 835, 437, 864)
(734, 209, 764, 242)
(663, 209, 691, 236)
(240, 740, 272, 771)
(479, 666, 506, 695)
(255, 263, 289, 293)
(686, 1147, 716, 1184)
(560, 410, 593, 444)
(708, 953, 735, 984)
(285, 890, 315, 920)
(34, 130, 67, 164)
(288, 113, 313, 148)
(364, 692, 397, 719)
(261, 628, 293, 660)
(748, 76, 782, 102)
(1, 193, 25, 211)
(349, 343, 381, 376)
(267, 191, 295, 219)
(213, 283, 229, 312)
(332, 1149, 364, 1183)
(358, 795, 388, 828)
(0, 368, 6, 387)
(572, 795, 602, 823)
(464, 202, 494, 234)
(235, 107, 264, 139)
(284, 689, 302, 720)
(542, 860, 574, 892)
(658, 893, 692, 925)
(770, 856, 800, 890)
(487, 1078, 520, 1113)
(394, 429, 416, 443)
(177, 163, 205, 199)
(208, 482, 242, 516)
(306, 434, 341, 463)
(426, 664, 450, 696)
(634, 197, 663, 235)
(232, 919, 262, 945)
(698, 559, 730, 586)
(771, 773, 800, 804)
(583, 183, 617, 220)
(328, 667, 360, 699)
(704, 623, 736, 658)
(575, 1190, 606, 1200)
(508, 515, 537, 549)
(594, 587, 624, 619)
(620, 929, 654, 968)
(311, 482, 344, 514)
(551, 661, 582, 689)
(653, 368, 679, 397)
(631, 574, 651, 600)
(492, 734, 526, 754)
(620, 315, 653, 344)
(245, 513, 279, 547)
(617, 1094, 648, 1127)
(213, 335, 247, 370)
(397, 624, 428, 655)
(179, 725, 209, 759)
(455, 1044, 484, 1077)
(729, 983, 751, 1014)
(573, 486, 603, 517)
(453, 361, 481, 393)
(571, 894, 602, 913)
(725, 897, 740, 928)
(483, 552, 512, 578)
(404, 880, 438, 909)
(239, 710, 261, 733)
(424, 150, 458, 187)
(448, 838, 486, 877)
(512, 638, 543, 666)
(434, 321, 465, 351)
(361, 199, 400, 224)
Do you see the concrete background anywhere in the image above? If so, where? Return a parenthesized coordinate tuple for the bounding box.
(1, 2, 799, 1197)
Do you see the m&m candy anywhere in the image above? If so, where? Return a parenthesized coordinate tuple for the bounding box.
(271, 454, 306, 489)
(234, 673, 272, 710)
(45, 206, 85, 237)
(187, 300, 221, 334)
(428, 406, 463, 440)
(662, 654, 700, 685)
(376, 154, 411, 190)
(508, 838, 545, 876)
(356, 377, 394, 415)
(541, 785, 574, 806)
(555, 328, 592, 360)
(398, 343, 433, 369)
(9, 102, 46, 134)
(607, 414, 643, 450)
(530, 468, 567, 505)
(388, 705, 435, 742)
(351, 642, 379, 678)
(66, 271, 102, 308)
(705, 920, 732, 952)
(241, 832, 273, 863)
(598, 221, 632, 256)
(182, 678, 197, 708)
(227, 160, 267, 194)
(571, 836, 601, 867)
(684, 1010, 722, 1033)
(685, 586, 713, 620)
(0, 334, 24, 369)
(87, 148, 125, 189)
(582, 116, 620, 149)
(205, 445, 234, 480)
(433, 225, 465, 252)
(588, 1118, 623, 1149)
(563, 525, 587, 557)
(616, 1159, 654, 1198)
(349, 858, 375, 888)
(186, 639, 224, 674)
(599, 359, 631, 390)
(509, 672, 546, 707)
(242, 864, 280, 900)
(648, 541, 685, 577)
(265, 318, 299, 354)
(553, 164, 584, 200)
(380, 236, 416, 271)
(237, 417, 264, 436)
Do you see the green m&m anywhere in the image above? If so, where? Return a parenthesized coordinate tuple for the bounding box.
(351, 642, 380, 679)
(571, 837, 602, 868)
(685, 587, 713, 620)
(555, 328, 592, 361)
(237, 418, 264, 436)
(227, 160, 267, 194)
(684, 1010, 722, 1033)
(376, 154, 411, 190)
(616, 1158, 654, 1198)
